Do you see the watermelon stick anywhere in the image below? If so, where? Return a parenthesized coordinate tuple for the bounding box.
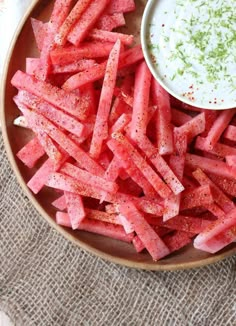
(26, 57, 96, 75)
(55, 0, 93, 46)
(88, 29, 134, 45)
(36, 132, 63, 166)
(50, 42, 115, 65)
(36, 0, 74, 80)
(134, 135, 184, 195)
(64, 192, 86, 229)
(52, 194, 67, 211)
(192, 168, 235, 213)
(203, 109, 236, 150)
(226, 156, 236, 167)
(105, 0, 135, 14)
(60, 162, 118, 194)
(132, 236, 145, 253)
(195, 136, 236, 158)
(11, 70, 90, 121)
(185, 153, 236, 180)
(223, 125, 236, 142)
(62, 45, 143, 90)
(109, 113, 131, 134)
(107, 139, 157, 197)
(119, 202, 170, 261)
(132, 230, 193, 254)
(180, 185, 214, 211)
(100, 156, 126, 203)
(175, 112, 206, 143)
(163, 156, 185, 220)
(17, 91, 84, 137)
(20, 108, 105, 176)
(16, 137, 45, 168)
(28, 159, 56, 194)
(110, 132, 172, 198)
(85, 209, 120, 225)
(67, 0, 110, 46)
(207, 174, 236, 197)
(163, 132, 187, 220)
(129, 61, 152, 140)
(171, 108, 192, 126)
(163, 231, 193, 253)
(194, 229, 236, 254)
(96, 13, 125, 31)
(146, 214, 212, 234)
(47, 172, 164, 216)
(194, 208, 236, 247)
(152, 79, 174, 155)
(90, 40, 121, 159)
(15, 100, 64, 168)
(31, 18, 48, 52)
(56, 212, 134, 243)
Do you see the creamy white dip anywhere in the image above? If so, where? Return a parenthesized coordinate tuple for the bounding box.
(142, 0, 236, 109)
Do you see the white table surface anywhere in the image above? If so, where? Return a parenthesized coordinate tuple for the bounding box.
(0, 0, 32, 75)
(0, 312, 13, 326)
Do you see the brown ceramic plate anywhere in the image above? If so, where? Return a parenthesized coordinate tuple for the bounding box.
(1, 0, 236, 271)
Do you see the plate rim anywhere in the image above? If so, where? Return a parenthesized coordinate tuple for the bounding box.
(1, 0, 236, 271)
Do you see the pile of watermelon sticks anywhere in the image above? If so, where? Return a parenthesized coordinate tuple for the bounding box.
(11, 0, 236, 261)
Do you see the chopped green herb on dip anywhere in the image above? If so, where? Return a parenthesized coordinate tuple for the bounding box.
(144, 0, 236, 109)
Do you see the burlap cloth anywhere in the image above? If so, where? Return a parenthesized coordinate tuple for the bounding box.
(1, 2, 236, 326)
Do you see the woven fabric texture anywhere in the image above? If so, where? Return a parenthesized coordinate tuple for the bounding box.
(1, 135, 236, 326)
